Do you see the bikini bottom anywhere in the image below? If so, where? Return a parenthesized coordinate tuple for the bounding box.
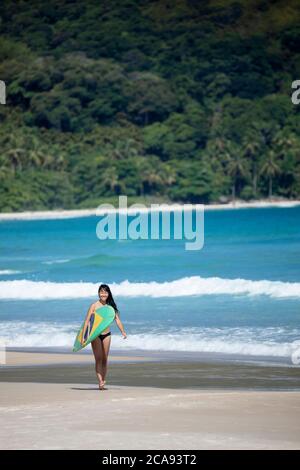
(98, 331, 111, 341)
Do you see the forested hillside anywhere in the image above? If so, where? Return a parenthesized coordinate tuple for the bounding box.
(0, 0, 299, 211)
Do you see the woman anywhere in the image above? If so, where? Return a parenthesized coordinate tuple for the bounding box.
(82, 284, 127, 390)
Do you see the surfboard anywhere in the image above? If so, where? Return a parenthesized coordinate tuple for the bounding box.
(73, 304, 116, 352)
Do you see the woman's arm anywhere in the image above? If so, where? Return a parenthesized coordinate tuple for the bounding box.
(81, 303, 95, 344)
(115, 312, 127, 338)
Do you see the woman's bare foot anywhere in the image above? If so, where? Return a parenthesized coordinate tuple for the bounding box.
(99, 380, 106, 390)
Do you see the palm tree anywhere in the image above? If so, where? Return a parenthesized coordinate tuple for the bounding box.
(47, 144, 66, 171)
(272, 131, 298, 151)
(100, 166, 125, 195)
(242, 138, 262, 198)
(161, 163, 176, 189)
(110, 138, 139, 161)
(136, 158, 166, 196)
(259, 151, 281, 199)
(0, 157, 12, 179)
(225, 147, 249, 203)
(5, 147, 25, 172)
(41, 152, 55, 169)
(143, 167, 164, 195)
(26, 135, 66, 171)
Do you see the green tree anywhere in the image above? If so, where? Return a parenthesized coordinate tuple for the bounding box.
(259, 151, 281, 198)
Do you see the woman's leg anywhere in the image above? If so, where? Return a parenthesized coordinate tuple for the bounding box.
(91, 337, 104, 387)
(101, 334, 111, 383)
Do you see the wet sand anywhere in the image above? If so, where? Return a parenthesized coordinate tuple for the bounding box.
(1, 357, 300, 390)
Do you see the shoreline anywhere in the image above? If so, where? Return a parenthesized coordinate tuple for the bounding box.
(1, 349, 300, 391)
(0, 198, 300, 221)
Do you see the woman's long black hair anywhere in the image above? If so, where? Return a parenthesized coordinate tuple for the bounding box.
(98, 284, 120, 316)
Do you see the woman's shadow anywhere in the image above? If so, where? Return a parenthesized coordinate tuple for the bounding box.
(70, 386, 122, 391)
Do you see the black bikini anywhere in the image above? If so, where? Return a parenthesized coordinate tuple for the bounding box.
(98, 331, 111, 341)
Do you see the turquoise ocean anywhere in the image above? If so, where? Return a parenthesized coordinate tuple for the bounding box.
(0, 206, 300, 366)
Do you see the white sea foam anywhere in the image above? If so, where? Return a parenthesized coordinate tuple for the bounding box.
(0, 322, 299, 358)
(0, 322, 78, 348)
(112, 334, 297, 358)
(0, 275, 299, 300)
(0, 270, 22, 275)
(42, 259, 70, 265)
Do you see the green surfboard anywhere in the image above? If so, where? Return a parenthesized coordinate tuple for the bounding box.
(73, 304, 115, 352)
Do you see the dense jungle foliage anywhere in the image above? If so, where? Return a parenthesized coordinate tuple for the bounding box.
(0, 0, 299, 211)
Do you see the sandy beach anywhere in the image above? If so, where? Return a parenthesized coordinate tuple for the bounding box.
(0, 199, 299, 220)
(1, 350, 300, 449)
